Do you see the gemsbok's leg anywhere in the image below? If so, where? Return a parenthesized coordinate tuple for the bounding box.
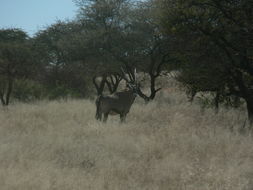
(120, 114, 126, 123)
(103, 112, 109, 122)
(95, 109, 102, 120)
(97, 112, 102, 121)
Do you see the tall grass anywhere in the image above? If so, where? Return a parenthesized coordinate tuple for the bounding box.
(0, 88, 252, 190)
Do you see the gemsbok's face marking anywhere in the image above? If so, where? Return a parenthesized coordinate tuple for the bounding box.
(95, 67, 139, 123)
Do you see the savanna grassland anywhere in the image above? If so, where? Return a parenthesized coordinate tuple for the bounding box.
(0, 83, 253, 190)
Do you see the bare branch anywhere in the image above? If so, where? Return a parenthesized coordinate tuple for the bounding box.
(93, 75, 106, 95)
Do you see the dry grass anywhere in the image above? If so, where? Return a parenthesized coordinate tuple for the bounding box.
(0, 88, 253, 190)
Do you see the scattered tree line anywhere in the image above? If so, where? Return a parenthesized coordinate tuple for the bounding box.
(0, 0, 252, 124)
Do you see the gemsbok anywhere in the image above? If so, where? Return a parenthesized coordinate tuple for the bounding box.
(95, 67, 139, 122)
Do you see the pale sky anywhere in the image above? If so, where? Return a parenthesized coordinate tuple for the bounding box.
(0, 0, 78, 36)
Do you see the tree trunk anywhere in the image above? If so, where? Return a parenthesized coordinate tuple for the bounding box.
(5, 77, 13, 106)
(245, 97, 253, 126)
(233, 70, 253, 126)
(214, 92, 220, 114)
(0, 77, 13, 106)
(149, 74, 157, 100)
(0, 93, 6, 106)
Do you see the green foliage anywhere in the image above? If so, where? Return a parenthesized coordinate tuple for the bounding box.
(29, 0, 173, 102)
(0, 28, 36, 105)
(12, 79, 46, 102)
(47, 85, 74, 100)
(161, 0, 253, 121)
(0, 28, 28, 42)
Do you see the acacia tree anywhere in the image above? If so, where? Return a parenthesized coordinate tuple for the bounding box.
(161, 0, 253, 124)
(75, 0, 172, 101)
(33, 21, 93, 98)
(0, 29, 34, 106)
(126, 0, 173, 101)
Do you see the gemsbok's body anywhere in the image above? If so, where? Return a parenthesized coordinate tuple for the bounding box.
(95, 67, 139, 122)
(96, 89, 137, 122)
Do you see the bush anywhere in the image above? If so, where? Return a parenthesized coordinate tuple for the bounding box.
(12, 79, 46, 102)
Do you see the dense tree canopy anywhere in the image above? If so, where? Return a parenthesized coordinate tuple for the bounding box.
(161, 0, 253, 123)
(73, 0, 173, 101)
(0, 29, 35, 105)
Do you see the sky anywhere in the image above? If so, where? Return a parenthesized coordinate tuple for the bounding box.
(0, 0, 78, 36)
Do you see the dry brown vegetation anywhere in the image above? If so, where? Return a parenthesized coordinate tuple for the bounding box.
(0, 86, 253, 190)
